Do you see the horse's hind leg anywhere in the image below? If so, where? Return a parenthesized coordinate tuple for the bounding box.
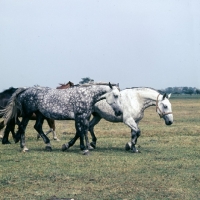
(46, 118, 60, 141)
(88, 113, 102, 149)
(16, 117, 30, 152)
(34, 112, 52, 151)
(37, 118, 60, 141)
(10, 118, 21, 141)
(2, 118, 16, 144)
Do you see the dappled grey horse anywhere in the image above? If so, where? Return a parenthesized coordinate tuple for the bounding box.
(86, 87, 173, 153)
(1, 83, 122, 154)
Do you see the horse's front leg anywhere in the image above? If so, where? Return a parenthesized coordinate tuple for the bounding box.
(62, 114, 90, 155)
(78, 115, 91, 155)
(124, 118, 141, 153)
(34, 112, 52, 151)
(62, 131, 80, 151)
(84, 132, 94, 150)
(127, 128, 141, 153)
(88, 113, 102, 149)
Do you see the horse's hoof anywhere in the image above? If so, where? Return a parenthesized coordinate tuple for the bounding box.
(125, 142, 132, 151)
(0, 135, 3, 139)
(45, 146, 52, 151)
(90, 142, 96, 149)
(2, 140, 11, 145)
(36, 134, 40, 140)
(132, 149, 141, 153)
(14, 138, 20, 143)
(87, 145, 94, 150)
(62, 143, 69, 151)
(53, 137, 60, 141)
(82, 150, 90, 155)
(22, 146, 29, 152)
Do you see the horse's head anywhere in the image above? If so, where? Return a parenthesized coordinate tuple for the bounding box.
(156, 93, 173, 125)
(105, 82, 122, 116)
(56, 81, 74, 89)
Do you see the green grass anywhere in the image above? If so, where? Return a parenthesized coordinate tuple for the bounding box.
(0, 96, 200, 200)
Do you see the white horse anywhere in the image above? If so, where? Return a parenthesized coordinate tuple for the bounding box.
(87, 87, 173, 153)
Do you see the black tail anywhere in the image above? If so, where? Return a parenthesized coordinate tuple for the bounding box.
(0, 87, 27, 125)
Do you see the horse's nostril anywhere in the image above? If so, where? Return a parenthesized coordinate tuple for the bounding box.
(115, 110, 122, 116)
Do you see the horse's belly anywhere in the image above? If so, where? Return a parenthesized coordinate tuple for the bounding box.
(39, 106, 75, 120)
(99, 113, 123, 122)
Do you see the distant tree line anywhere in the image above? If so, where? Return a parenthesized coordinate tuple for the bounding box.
(79, 77, 94, 84)
(161, 87, 200, 95)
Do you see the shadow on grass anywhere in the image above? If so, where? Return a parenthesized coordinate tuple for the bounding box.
(47, 196, 75, 200)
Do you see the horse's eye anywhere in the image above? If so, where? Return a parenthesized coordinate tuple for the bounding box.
(164, 105, 168, 109)
(114, 94, 118, 98)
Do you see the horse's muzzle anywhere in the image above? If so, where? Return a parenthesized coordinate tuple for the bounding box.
(166, 120, 173, 125)
(115, 110, 122, 116)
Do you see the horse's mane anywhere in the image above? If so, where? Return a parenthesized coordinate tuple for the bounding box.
(79, 82, 119, 87)
(0, 87, 18, 95)
(123, 87, 161, 93)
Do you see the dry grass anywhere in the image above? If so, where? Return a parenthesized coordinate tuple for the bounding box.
(0, 95, 200, 200)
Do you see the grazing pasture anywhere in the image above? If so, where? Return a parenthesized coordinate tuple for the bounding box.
(0, 95, 199, 200)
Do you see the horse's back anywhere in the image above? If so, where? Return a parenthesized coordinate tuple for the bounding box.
(18, 87, 85, 120)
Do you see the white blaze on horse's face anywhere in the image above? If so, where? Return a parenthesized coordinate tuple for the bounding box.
(157, 93, 173, 125)
(106, 85, 122, 117)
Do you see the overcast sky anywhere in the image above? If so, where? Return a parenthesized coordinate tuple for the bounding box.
(0, 0, 200, 91)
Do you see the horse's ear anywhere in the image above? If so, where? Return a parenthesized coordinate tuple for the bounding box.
(109, 82, 113, 89)
(116, 83, 119, 87)
(163, 93, 167, 100)
(168, 93, 171, 99)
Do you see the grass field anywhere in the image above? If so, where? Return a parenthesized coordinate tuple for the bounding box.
(0, 95, 200, 200)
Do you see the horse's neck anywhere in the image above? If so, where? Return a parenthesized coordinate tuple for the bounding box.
(92, 86, 110, 101)
(136, 88, 159, 110)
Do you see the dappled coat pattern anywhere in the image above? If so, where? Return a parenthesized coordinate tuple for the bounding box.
(17, 85, 114, 120)
(2, 83, 122, 153)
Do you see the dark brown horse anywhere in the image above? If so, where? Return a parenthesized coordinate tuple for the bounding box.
(56, 81, 74, 89)
(0, 87, 58, 144)
(0, 81, 74, 144)
(0, 87, 18, 141)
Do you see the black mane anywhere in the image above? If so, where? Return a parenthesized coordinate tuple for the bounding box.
(0, 87, 18, 96)
(0, 87, 18, 110)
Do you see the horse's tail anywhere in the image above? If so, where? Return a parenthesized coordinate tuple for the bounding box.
(0, 87, 27, 125)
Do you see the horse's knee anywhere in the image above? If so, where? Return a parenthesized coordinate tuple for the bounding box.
(136, 129, 141, 137)
(131, 129, 140, 144)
